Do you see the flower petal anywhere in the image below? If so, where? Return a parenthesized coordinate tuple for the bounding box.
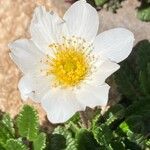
(18, 74, 50, 102)
(41, 88, 84, 123)
(30, 6, 64, 54)
(94, 28, 134, 63)
(90, 59, 120, 85)
(76, 83, 110, 108)
(63, 0, 99, 42)
(9, 39, 44, 74)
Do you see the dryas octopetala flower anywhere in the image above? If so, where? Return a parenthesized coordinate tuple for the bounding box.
(9, 0, 134, 123)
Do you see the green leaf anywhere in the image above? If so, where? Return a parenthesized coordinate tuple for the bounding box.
(120, 115, 144, 134)
(119, 121, 131, 134)
(119, 115, 146, 147)
(2, 114, 15, 137)
(33, 133, 46, 150)
(0, 114, 15, 146)
(104, 104, 125, 125)
(76, 129, 100, 150)
(91, 113, 101, 129)
(137, 7, 150, 22)
(66, 112, 80, 124)
(53, 126, 78, 150)
(146, 139, 150, 148)
(92, 124, 113, 146)
(17, 105, 39, 141)
(6, 139, 28, 150)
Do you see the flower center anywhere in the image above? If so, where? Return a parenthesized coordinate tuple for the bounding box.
(45, 37, 92, 87)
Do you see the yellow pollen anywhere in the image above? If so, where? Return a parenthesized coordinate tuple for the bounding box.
(46, 39, 91, 87)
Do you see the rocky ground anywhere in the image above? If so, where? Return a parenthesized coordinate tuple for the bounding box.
(0, 0, 150, 125)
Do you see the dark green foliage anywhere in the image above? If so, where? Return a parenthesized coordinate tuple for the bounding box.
(104, 104, 125, 125)
(115, 61, 140, 100)
(114, 40, 150, 149)
(110, 141, 125, 150)
(0, 144, 5, 150)
(77, 40, 150, 150)
(120, 115, 145, 135)
(91, 107, 125, 150)
(76, 129, 100, 150)
(47, 134, 66, 150)
(119, 117, 146, 149)
(115, 40, 150, 99)
(126, 97, 150, 118)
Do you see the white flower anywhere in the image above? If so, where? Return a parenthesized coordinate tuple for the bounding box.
(9, 0, 134, 123)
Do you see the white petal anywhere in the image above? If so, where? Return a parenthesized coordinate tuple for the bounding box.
(41, 88, 84, 123)
(30, 6, 64, 54)
(63, 0, 99, 42)
(90, 59, 120, 85)
(94, 28, 134, 63)
(18, 74, 50, 102)
(9, 39, 44, 74)
(76, 83, 110, 108)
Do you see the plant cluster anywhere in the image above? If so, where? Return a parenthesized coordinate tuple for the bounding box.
(0, 40, 150, 149)
(0, 105, 46, 150)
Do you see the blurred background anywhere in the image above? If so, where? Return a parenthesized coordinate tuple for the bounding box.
(0, 0, 150, 124)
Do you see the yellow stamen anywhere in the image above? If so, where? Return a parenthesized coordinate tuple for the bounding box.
(46, 37, 91, 87)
